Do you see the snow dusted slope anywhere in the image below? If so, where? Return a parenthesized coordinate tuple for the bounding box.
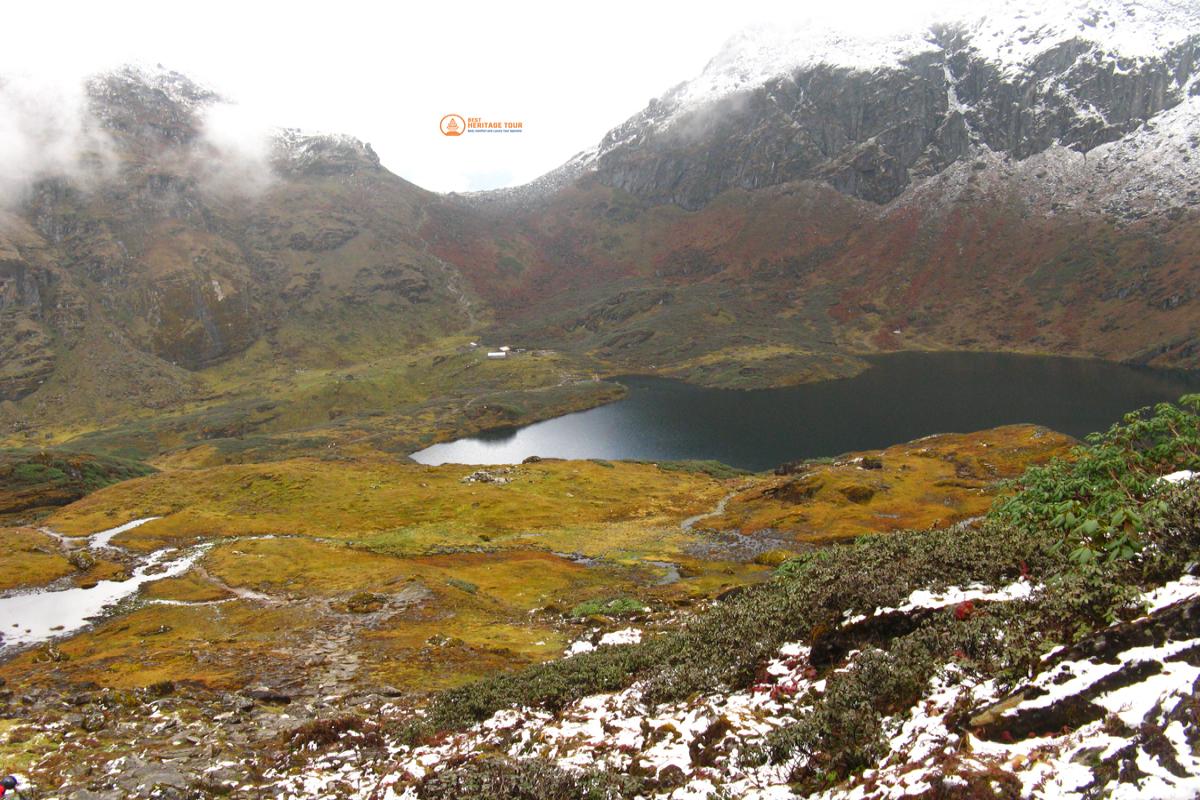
(644, 0, 1200, 138)
(964, 0, 1200, 73)
(531, 0, 1200, 211)
(666, 17, 939, 115)
(268, 574, 1200, 799)
(891, 88, 1200, 218)
(1089, 92, 1200, 212)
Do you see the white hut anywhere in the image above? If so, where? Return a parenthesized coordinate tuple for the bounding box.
(487, 351, 508, 359)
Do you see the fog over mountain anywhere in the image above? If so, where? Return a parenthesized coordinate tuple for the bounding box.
(0, 0, 1058, 192)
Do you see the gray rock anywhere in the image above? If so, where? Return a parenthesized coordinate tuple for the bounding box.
(588, 29, 1200, 209)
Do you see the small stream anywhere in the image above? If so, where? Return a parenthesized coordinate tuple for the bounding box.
(682, 492, 736, 532)
(0, 518, 206, 654)
(87, 517, 160, 549)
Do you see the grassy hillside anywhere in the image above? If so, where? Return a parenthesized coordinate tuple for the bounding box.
(0, 401, 1189, 796)
(0, 449, 154, 523)
(424, 181, 1200, 390)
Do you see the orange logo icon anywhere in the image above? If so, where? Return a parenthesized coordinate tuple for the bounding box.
(440, 114, 466, 137)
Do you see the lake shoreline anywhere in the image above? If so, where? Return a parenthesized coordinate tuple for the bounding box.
(413, 351, 1200, 471)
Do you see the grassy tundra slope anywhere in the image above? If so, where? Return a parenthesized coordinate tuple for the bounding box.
(0, 397, 1191, 797)
(0, 422, 1070, 800)
(275, 397, 1200, 800)
(0, 425, 1066, 696)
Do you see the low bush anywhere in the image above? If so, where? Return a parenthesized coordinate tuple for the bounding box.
(652, 460, 751, 479)
(445, 578, 479, 595)
(568, 597, 646, 619)
(992, 395, 1199, 564)
(413, 756, 642, 800)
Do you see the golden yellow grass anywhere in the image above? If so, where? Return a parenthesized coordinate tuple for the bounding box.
(1, 427, 1070, 692)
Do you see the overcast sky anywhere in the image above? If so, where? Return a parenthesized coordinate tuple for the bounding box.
(3, 0, 973, 193)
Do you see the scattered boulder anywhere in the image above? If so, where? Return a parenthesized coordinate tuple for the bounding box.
(80, 710, 107, 732)
(242, 686, 292, 705)
(344, 592, 387, 614)
(839, 484, 876, 504)
(68, 549, 96, 571)
(221, 692, 255, 713)
(461, 468, 514, 485)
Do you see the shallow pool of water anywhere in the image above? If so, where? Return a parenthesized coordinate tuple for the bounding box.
(0, 544, 207, 652)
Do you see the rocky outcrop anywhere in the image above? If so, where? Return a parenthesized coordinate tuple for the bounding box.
(273, 131, 383, 176)
(86, 65, 216, 146)
(0, 232, 67, 401)
(585, 17, 1200, 209)
(0, 65, 467, 429)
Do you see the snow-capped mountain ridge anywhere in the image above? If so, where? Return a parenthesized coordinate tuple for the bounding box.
(527, 0, 1200, 212)
(658, 0, 1200, 136)
(893, 90, 1200, 220)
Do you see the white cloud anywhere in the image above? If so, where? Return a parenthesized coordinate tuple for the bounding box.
(1, 0, 986, 193)
(0, 72, 115, 203)
(192, 100, 278, 196)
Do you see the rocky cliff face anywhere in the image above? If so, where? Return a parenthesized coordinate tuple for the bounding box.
(0, 66, 467, 417)
(575, 1, 1200, 210)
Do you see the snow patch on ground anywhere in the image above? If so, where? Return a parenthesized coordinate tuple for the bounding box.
(564, 627, 644, 657)
(843, 578, 1034, 625)
(270, 576, 1200, 800)
(1142, 574, 1200, 614)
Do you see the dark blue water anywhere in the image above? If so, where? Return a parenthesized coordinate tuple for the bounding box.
(411, 352, 1200, 471)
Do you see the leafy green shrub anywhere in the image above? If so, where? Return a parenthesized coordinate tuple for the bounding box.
(978, 565, 1143, 687)
(991, 395, 1199, 565)
(11, 463, 67, 484)
(568, 597, 646, 619)
(1137, 481, 1200, 582)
